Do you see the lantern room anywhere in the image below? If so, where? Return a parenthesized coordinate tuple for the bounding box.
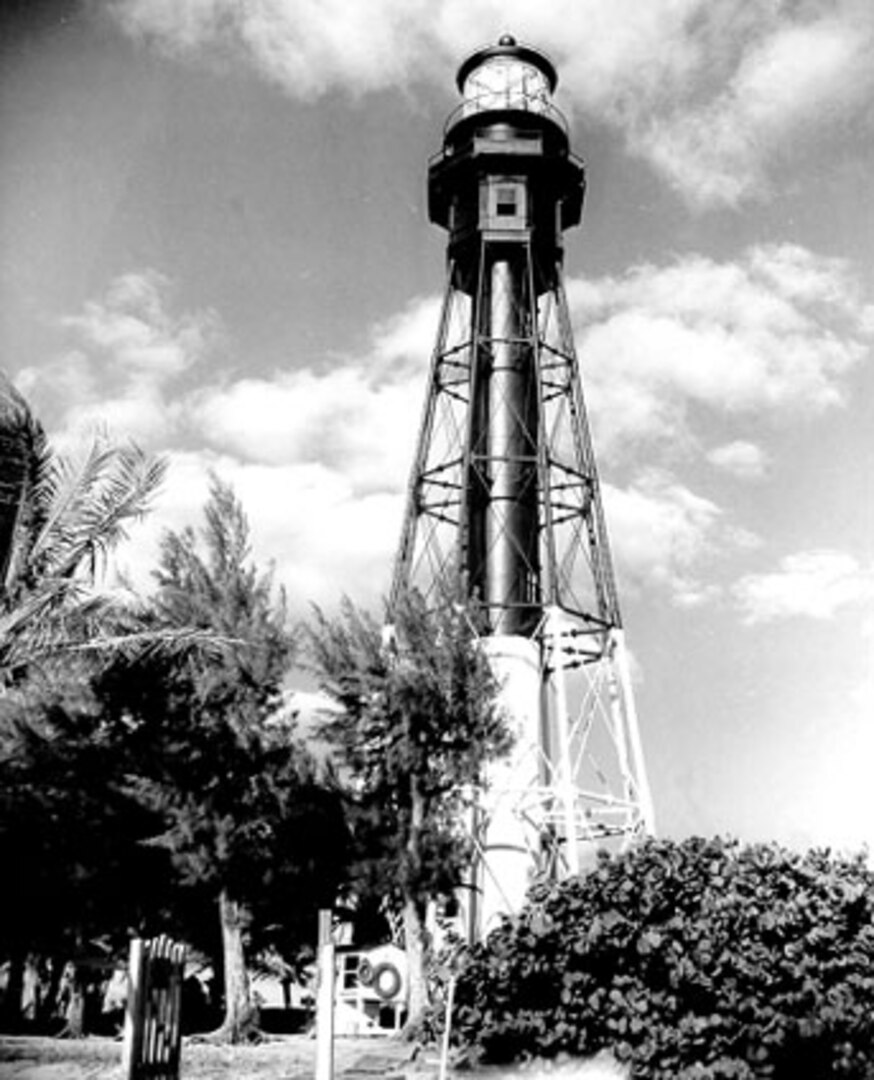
(427, 35, 585, 293)
(455, 34, 556, 123)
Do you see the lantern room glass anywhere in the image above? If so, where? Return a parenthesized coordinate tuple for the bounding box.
(460, 57, 552, 119)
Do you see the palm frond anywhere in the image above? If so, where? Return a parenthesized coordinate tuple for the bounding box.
(27, 435, 167, 584)
(0, 416, 180, 684)
(0, 378, 50, 593)
(0, 592, 240, 685)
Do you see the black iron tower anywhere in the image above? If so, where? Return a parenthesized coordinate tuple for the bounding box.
(392, 36, 654, 938)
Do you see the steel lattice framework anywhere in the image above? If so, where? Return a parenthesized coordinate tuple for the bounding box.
(394, 254, 621, 642)
(390, 36, 654, 937)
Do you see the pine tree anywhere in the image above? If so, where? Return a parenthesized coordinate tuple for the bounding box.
(307, 592, 510, 1029)
(130, 475, 347, 1042)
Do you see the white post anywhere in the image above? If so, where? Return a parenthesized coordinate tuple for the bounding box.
(315, 910, 335, 1080)
(121, 938, 144, 1080)
(439, 975, 457, 1080)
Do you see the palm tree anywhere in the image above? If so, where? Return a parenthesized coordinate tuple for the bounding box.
(0, 372, 41, 591)
(0, 375, 176, 1030)
(0, 375, 167, 685)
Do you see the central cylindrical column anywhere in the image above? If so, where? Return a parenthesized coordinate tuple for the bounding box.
(469, 248, 539, 635)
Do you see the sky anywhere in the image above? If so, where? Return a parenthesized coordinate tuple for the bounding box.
(1, 0, 873, 854)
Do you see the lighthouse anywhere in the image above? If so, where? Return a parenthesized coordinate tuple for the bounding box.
(392, 36, 654, 939)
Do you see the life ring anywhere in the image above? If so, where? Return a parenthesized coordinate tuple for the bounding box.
(371, 962, 402, 1001)
(357, 958, 374, 987)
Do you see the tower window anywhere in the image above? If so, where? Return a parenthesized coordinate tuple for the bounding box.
(496, 187, 518, 216)
(482, 177, 527, 230)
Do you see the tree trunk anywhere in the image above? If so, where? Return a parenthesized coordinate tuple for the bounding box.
(39, 957, 64, 1029)
(20, 955, 40, 1026)
(63, 983, 86, 1038)
(57, 962, 85, 1038)
(402, 895, 429, 1031)
(214, 888, 259, 1043)
(403, 775, 429, 1031)
(0, 950, 24, 1031)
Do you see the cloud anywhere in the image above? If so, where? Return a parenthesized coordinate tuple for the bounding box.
(108, 0, 443, 97)
(108, 0, 874, 206)
(34, 280, 438, 609)
(144, 297, 438, 605)
(734, 550, 874, 624)
(63, 272, 210, 375)
(117, 454, 735, 616)
(706, 441, 768, 480)
(604, 471, 724, 607)
(190, 296, 435, 492)
(570, 244, 873, 463)
(16, 271, 219, 451)
(192, 370, 411, 487)
(113, 449, 404, 610)
(26, 246, 868, 616)
(634, 5, 874, 205)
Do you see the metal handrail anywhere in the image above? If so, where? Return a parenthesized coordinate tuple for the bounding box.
(443, 92, 569, 137)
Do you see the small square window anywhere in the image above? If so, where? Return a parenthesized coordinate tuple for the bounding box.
(496, 187, 518, 216)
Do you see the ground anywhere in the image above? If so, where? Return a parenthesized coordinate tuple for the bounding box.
(0, 1033, 415, 1080)
(0, 1035, 627, 1080)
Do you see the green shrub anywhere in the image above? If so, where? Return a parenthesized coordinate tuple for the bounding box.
(448, 837, 874, 1078)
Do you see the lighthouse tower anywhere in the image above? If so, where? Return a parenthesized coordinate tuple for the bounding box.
(392, 36, 654, 939)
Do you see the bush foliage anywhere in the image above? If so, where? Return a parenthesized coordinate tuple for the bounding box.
(449, 837, 874, 1079)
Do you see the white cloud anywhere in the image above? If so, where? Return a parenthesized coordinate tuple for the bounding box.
(734, 550, 874, 625)
(113, 449, 403, 610)
(604, 471, 724, 607)
(110, 0, 442, 97)
(706, 441, 768, 480)
(211, 457, 402, 608)
(635, 7, 874, 205)
(17, 271, 218, 452)
(571, 244, 872, 462)
(63, 271, 214, 376)
(190, 295, 434, 492)
(109, 0, 874, 207)
(367, 296, 441, 381)
(748, 245, 874, 323)
(121, 456, 735, 619)
(29, 246, 869, 615)
(195, 371, 418, 493)
(42, 281, 441, 610)
(42, 271, 749, 614)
